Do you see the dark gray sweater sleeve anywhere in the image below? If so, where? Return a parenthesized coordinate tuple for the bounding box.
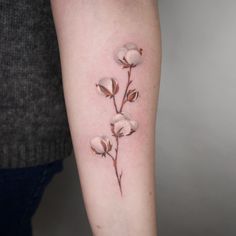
(0, 0, 73, 168)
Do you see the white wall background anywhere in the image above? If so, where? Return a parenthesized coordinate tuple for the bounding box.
(33, 1, 236, 235)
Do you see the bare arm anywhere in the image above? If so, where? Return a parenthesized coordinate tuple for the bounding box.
(51, 1, 161, 235)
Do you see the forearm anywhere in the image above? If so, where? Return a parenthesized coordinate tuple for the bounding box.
(51, 1, 161, 235)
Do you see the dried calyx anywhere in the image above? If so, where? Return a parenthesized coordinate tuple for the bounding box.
(126, 89, 139, 102)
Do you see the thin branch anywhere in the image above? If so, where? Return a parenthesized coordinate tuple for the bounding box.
(113, 136, 123, 195)
(115, 136, 119, 160)
(106, 152, 114, 160)
(106, 137, 123, 195)
(119, 66, 133, 113)
(109, 65, 136, 196)
(112, 95, 119, 114)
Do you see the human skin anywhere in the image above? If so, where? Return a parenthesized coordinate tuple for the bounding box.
(51, 0, 161, 235)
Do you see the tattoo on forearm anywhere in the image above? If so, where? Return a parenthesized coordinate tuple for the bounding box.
(90, 43, 143, 196)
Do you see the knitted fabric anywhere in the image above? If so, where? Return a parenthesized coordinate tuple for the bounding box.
(0, 0, 73, 168)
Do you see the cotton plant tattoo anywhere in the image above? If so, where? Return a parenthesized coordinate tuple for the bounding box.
(90, 43, 143, 196)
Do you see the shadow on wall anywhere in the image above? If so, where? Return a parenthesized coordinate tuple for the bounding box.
(33, 154, 92, 236)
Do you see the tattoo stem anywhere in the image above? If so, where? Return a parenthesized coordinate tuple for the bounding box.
(108, 65, 135, 196)
(111, 66, 134, 195)
(112, 95, 119, 114)
(114, 136, 122, 195)
(106, 152, 115, 160)
(106, 136, 123, 196)
(119, 66, 132, 113)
